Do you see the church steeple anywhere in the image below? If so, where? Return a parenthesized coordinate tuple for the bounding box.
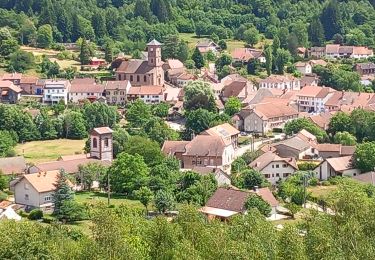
(147, 39, 162, 67)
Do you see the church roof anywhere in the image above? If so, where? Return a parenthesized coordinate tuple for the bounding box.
(147, 39, 162, 46)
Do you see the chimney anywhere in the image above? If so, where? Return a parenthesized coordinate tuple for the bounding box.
(253, 186, 259, 192)
(37, 172, 41, 177)
(44, 172, 47, 176)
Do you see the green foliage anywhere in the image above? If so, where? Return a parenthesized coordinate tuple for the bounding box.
(232, 169, 268, 190)
(134, 186, 153, 212)
(224, 97, 242, 116)
(63, 111, 87, 139)
(284, 203, 301, 219)
(191, 47, 204, 69)
(275, 48, 291, 74)
(0, 130, 17, 157)
(354, 142, 375, 172)
(328, 112, 353, 136)
(82, 102, 118, 130)
(109, 152, 149, 194)
(124, 135, 164, 166)
(333, 131, 357, 146)
(9, 50, 35, 72)
(183, 81, 216, 112)
(0, 174, 8, 191)
(245, 193, 272, 217)
(112, 127, 130, 157)
(40, 56, 60, 78)
(36, 24, 53, 48)
(151, 102, 169, 118)
(154, 190, 175, 213)
(278, 172, 314, 205)
(185, 108, 227, 135)
(77, 162, 108, 191)
(79, 38, 91, 65)
(298, 162, 318, 171)
(28, 209, 43, 220)
(126, 99, 152, 129)
(243, 27, 259, 47)
(53, 169, 73, 217)
(284, 118, 328, 142)
(144, 117, 179, 145)
(59, 200, 87, 222)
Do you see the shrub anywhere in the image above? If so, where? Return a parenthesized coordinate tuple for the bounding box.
(28, 209, 43, 220)
(298, 162, 317, 171)
(328, 176, 343, 185)
(18, 210, 29, 218)
(42, 215, 56, 223)
(0, 191, 7, 201)
(309, 177, 319, 186)
(322, 180, 331, 186)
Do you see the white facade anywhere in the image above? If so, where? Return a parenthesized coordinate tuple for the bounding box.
(14, 178, 54, 208)
(296, 64, 312, 75)
(314, 160, 361, 180)
(298, 93, 334, 113)
(69, 92, 104, 103)
(43, 80, 70, 104)
(259, 77, 301, 90)
(260, 161, 297, 185)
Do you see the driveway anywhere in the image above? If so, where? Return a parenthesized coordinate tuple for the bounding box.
(235, 133, 285, 158)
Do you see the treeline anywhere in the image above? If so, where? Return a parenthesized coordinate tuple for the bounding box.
(2, 179, 375, 259)
(0, 102, 118, 157)
(0, 0, 375, 54)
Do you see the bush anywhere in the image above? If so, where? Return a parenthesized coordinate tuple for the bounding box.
(322, 180, 331, 186)
(28, 209, 43, 220)
(42, 215, 56, 223)
(18, 210, 29, 218)
(328, 176, 343, 185)
(0, 191, 7, 201)
(309, 177, 319, 186)
(298, 162, 317, 171)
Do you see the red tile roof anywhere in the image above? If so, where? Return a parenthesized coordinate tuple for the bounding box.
(127, 85, 164, 95)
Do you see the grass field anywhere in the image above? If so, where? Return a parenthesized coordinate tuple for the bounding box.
(308, 185, 337, 199)
(15, 139, 86, 163)
(74, 191, 144, 209)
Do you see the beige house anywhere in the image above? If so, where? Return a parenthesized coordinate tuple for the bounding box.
(13, 170, 72, 209)
(295, 62, 312, 75)
(69, 78, 105, 103)
(116, 39, 164, 86)
(250, 151, 298, 185)
(104, 80, 131, 105)
(314, 156, 360, 180)
(235, 102, 299, 134)
(259, 75, 301, 90)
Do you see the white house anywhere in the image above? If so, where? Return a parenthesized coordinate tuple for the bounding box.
(249, 151, 298, 185)
(297, 86, 336, 113)
(127, 85, 165, 104)
(43, 80, 71, 104)
(314, 156, 361, 180)
(295, 62, 312, 75)
(69, 78, 105, 103)
(259, 75, 301, 90)
(13, 170, 72, 210)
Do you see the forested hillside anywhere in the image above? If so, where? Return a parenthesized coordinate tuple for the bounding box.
(1, 0, 375, 54)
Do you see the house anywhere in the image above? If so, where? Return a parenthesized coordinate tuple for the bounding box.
(127, 85, 165, 104)
(324, 91, 375, 112)
(0, 80, 22, 104)
(89, 57, 106, 66)
(315, 144, 355, 159)
(69, 78, 105, 103)
(13, 170, 73, 210)
(200, 187, 279, 220)
(300, 74, 319, 87)
(322, 44, 373, 59)
(354, 62, 375, 76)
(0, 156, 27, 175)
(202, 123, 240, 149)
(104, 80, 131, 105)
(167, 101, 184, 121)
(28, 127, 113, 174)
(297, 86, 336, 113)
(162, 134, 235, 172)
(19, 76, 40, 95)
(314, 156, 360, 180)
(116, 39, 164, 86)
(249, 151, 298, 185)
(295, 62, 312, 75)
(352, 171, 375, 185)
(196, 40, 220, 54)
(183, 167, 231, 186)
(309, 47, 325, 58)
(220, 74, 255, 102)
(43, 80, 71, 105)
(309, 59, 327, 67)
(1, 73, 22, 85)
(297, 47, 307, 57)
(235, 102, 299, 134)
(231, 48, 265, 64)
(307, 112, 334, 130)
(162, 59, 185, 82)
(259, 75, 301, 90)
(172, 73, 196, 87)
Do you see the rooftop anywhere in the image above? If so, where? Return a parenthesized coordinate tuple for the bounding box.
(249, 151, 297, 171)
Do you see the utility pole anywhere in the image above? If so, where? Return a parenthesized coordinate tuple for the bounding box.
(107, 172, 111, 205)
(303, 174, 308, 208)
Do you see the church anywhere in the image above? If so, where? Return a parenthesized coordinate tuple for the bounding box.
(115, 39, 165, 86)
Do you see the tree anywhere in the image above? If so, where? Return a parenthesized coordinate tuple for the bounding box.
(34, 109, 58, 140)
(36, 24, 53, 48)
(134, 186, 153, 214)
(0, 174, 8, 191)
(185, 109, 215, 135)
(277, 225, 306, 259)
(247, 58, 261, 75)
(126, 99, 152, 129)
(59, 200, 87, 222)
(183, 81, 216, 112)
(191, 47, 204, 69)
(83, 102, 118, 130)
(224, 97, 242, 116)
(124, 136, 164, 167)
(0, 38, 19, 57)
(245, 193, 272, 216)
(77, 162, 108, 191)
(275, 49, 291, 74)
(152, 103, 169, 118)
(354, 142, 375, 172)
(328, 112, 353, 136)
(103, 39, 114, 62)
(243, 27, 260, 47)
(154, 190, 175, 214)
(112, 128, 129, 157)
(334, 131, 357, 146)
(40, 57, 60, 78)
(144, 118, 179, 145)
(233, 169, 267, 190)
(284, 118, 328, 142)
(63, 111, 87, 139)
(264, 45, 273, 76)
(79, 38, 91, 65)
(309, 16, 325, 46)
(0, 130, 16, 157)
(178, 41, 189, 62)
(285, 203, 301, 219)
(9, 50, 35, 72)
(215, 53, 232, 72)
(218, 40, 227, 50)
(53, 169, 73, 216)
(320, 0, 343, 40)
(109, 152, 149, 194)
(287, 33, 299, 57)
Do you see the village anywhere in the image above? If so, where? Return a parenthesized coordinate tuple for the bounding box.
(0, 38, 374, 228)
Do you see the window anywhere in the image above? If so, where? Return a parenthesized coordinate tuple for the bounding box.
(283, 164, 287, 168)
(272, 174, 275, 177)
(24, 194, 29, 200)
(197, 158, 202, 165)
(144, 75, 147, 82)
(137, 75, 140, 82)
(210, 159, 214, 165)
(104, 138, 109, 148)
(283, 173, 290, 177)
(265, 174, 270, 178)
(93, 138, 97, 148)
(272, 165, 274, 168)
(151, 58, 154, 64)
(45, 196, 51, 202)
(130, 75, 133, 81)
(204, 158, 208, 166)
(24, 183, 29, 190)
(276, 173, 280, 177)
(276, 164, 279, 168)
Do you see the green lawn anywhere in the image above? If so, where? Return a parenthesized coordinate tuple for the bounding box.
(15, 139, 86, 163)
(179, 33, 246, 52)
(307, 185, 338, 199)
(74, 191, 144, 209)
